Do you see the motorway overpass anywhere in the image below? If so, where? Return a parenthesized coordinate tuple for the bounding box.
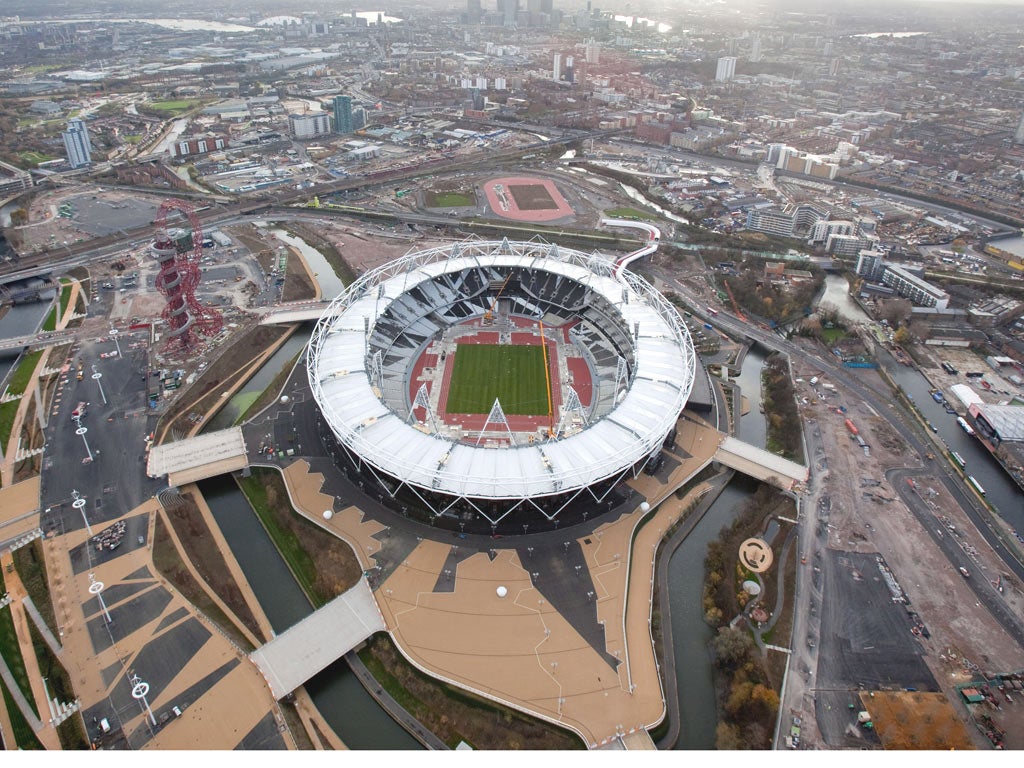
(0, 127, 623, 288)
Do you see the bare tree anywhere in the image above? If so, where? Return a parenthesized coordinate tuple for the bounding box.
(908, 319, 931, 341)
(878, 298, 912, 327)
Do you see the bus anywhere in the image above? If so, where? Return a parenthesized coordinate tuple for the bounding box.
(950, 451, 965, 470)
(706, 306, 719, 316)
(966, 476, 986, 496)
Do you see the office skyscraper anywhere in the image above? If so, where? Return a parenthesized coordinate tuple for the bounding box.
(498, 0, 518, 26)
(553, 52, 562, 81)
(749, 34, 761, 63)
(715, 56, 737, 82)
(1015, 112, 1024, 145)
(334, 95, 354, 134)
(62, 117, 92, 169)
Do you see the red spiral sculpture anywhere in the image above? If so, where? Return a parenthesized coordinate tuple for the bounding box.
(151, 199, 223, 354)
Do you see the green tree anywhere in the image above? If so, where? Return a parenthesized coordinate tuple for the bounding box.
(710, 626, 755, 670)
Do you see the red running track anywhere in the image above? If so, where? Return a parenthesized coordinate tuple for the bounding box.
(403, 319, 594, 440)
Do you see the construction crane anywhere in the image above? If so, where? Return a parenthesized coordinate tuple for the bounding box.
(483, 272, 513, 325)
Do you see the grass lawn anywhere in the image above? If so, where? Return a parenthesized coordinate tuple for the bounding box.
(0, 350, 43, 448)
(57, 279, 72, 323)
(604, 206, 658, 221)
(124, 134, 142, 144)
(821, 327, 847, 344)
(148, 99, 198, 115)
(7, 350, 43, 395)
(0, 678, 42, 749)
(17, 151, 58, 167)
(446, 344, 549, 415)
(424, 190, 475, 208)
(41, 306, 57, 333)
(0, 605, 38, 718)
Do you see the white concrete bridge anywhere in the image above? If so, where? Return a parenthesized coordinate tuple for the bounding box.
(258, 301, 330, 325)
(714, 435, 808, 491)
(249, 578, 385, 699)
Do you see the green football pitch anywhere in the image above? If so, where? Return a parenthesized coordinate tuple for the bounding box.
(445, 344, 550, 415)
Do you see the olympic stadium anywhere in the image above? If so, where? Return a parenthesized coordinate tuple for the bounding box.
(307, 236, 697, 533)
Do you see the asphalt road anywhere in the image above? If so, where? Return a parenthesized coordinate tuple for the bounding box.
(665, 273, 1024, 585)
(888, 467, 1024, 648)
(40, 331, 163, 537)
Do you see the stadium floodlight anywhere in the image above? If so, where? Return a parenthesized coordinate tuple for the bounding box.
(476, 399, 516, 447)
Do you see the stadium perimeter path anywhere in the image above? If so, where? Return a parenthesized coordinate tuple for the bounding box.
(280, 415, 722, 747)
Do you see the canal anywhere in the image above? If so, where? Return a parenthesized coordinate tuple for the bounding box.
(0, 297, 54, 388)
(202, 326, 313, 432)
(193, 240, 422, 748)
(876, 346, 1023, 528)
(197, 474, 422, 750)
(668, 346, 768, 749)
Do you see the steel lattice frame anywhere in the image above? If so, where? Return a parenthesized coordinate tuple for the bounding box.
(307, 237, 696, 524)
(151, 199, 223, 354)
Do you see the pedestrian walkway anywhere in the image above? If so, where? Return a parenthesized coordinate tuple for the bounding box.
(249, 578, 384, 699)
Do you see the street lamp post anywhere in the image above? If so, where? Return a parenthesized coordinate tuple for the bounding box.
(73, 417, 93, 463)
(71, 490, 92, 536)
(91, 368, 106, 405)
(130, 676, 156, 727)
(89, 575, 112, 624)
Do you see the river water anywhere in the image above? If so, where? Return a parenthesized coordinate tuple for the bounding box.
(876, 347, 1023, 527)
(188, 279, 768, 750)
(668, 347, 768, 749)
(818, 274, 870, 326)
(271, 229, 346, 299)
(202, 327, 312, 432)
(0, 298, 53, 386)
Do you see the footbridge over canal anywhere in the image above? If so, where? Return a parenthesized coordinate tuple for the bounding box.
(249, 578, 386, 699)
(713, 434, 808, 490)
(258, 301, 329, 325)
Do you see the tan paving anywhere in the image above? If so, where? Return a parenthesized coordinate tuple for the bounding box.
(280, 415, 722, 747)
(282, 460, 386, 571)
(0, 476, 41, 540)
(27, 497, 299, 750)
